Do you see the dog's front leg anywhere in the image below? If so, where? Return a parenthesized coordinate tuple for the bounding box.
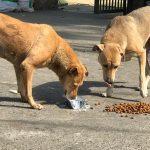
(20, 60, 44, 109)
(138, 50, 148, 97)
(106, 86, 114, 97)
(101, 86, 113, 97)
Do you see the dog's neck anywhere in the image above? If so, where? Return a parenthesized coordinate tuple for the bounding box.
(48, 37, 79, 80)
(101, 29, 127, 52)
(49, 50, 69, 80)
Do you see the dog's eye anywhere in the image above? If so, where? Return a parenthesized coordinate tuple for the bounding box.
(114, 66, 118, 69)
(103, 64, 108, 68)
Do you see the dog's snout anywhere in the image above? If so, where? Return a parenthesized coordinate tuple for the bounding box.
(69, 95, 76, 100)
(65, 90, 77, 100)
(106, 78, 113, 84)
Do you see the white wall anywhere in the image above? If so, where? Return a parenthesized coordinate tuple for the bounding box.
(60, 0, 94, 6)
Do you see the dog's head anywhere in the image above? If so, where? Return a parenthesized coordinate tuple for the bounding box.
(62, 64, 88, 100)
(93, 43, 124, 85)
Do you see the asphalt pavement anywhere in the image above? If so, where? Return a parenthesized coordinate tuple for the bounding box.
(0, 10, 149, 150)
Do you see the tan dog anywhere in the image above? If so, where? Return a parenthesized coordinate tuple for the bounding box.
(0, 13, 88, 109)
(93, 6, 150, 98)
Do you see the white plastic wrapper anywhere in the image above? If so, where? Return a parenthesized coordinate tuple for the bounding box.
(68, 96, 90, 110)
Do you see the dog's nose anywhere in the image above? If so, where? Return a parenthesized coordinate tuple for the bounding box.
(106, 78, 113, 84)
(69, 95, 77, 100)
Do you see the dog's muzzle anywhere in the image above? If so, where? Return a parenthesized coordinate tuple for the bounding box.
(64, 90, 77, 100)
(105, 78, 113, 85)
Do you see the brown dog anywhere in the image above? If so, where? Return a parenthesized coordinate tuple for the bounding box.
(0, 13, 88, 109)
(93, 6, 150, 98)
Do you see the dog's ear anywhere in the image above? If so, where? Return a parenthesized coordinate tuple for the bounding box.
(85, 71, 88, 76)
(116, 45, 124, 57)
(120, 52, 124, 57)
(92, 44, 104, 53)
(68, 67, 78, 76)
(84, 65, 89, 77)
(119, 49, 124, 57)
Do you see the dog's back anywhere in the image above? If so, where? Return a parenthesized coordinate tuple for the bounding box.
(128, 6, 150, 20)
(128, 6, 150, 41)
(0, 13, 59, 63)
(102, 6, 150, 49)
(105, 6, 150, 32)
(0, 13, 40, 57)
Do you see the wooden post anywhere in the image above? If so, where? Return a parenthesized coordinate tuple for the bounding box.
(94, 0, 100, 14)
(123, 0, 127, 15)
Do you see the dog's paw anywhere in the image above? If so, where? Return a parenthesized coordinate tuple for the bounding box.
(32, 103, 44, 110)
(100, 92, 113, 98)
(100, 87, 113, 97)
(100, 92, 107, 97)
(140, 90, 148, 98)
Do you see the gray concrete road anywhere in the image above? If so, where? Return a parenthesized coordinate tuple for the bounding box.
(0, 10, 150, 150)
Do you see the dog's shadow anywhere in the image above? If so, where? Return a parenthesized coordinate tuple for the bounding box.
(0, 81, 140, 109)
(32, 81, 106, 105)
(0, 81, 105, 109)
(32, 81, 139, 105)
(114, 85, 139, 91)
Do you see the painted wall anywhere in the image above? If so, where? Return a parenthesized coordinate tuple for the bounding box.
(59, 0, 94, 5)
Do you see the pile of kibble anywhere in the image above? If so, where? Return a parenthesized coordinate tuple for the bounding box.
(105, 102, 150, 114)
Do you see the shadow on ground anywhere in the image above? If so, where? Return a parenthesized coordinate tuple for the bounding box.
(0, 81, 140, 109)
(32, 81, 106, 104)
(32, 81, 139, 104)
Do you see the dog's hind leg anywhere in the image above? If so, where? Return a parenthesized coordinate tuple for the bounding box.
(19, 59, 43, 109)
(14, 65, 27, 102)
(145, 38, 150, 89)
(14, 65, 21, 92)
(146, 49, 150, 89)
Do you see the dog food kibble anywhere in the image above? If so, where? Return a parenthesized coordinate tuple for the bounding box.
(104, 102, 150, 114)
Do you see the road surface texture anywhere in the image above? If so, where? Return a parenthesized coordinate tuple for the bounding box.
(0, 10, 150, 150)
